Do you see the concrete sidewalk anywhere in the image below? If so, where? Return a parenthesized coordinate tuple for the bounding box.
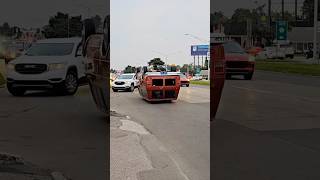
(110, 111, 188, 180)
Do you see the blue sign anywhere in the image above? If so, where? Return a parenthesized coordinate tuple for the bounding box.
(160, 71, 167, 75)
(191, 45, 209, 56)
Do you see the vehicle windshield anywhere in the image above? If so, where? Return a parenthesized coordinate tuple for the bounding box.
(118, 74, 133, 79)
(25, 43, 74, 56)
(223, 42, 245, 54)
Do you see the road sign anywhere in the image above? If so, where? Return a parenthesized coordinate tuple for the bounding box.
(191, 45, 209, 56)
(276, 21, 288, 41)
(196, 67, 201, 74)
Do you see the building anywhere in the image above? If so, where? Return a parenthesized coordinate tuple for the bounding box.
(288, 27, 320, 54)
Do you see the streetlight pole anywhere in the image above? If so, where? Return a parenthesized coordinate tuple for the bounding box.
(67, 16, 70, 38)
(313, 0, 318, 62)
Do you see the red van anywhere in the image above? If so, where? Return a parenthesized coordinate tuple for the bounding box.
(138, 70, 181, 102)
(223, 41, 255, 80)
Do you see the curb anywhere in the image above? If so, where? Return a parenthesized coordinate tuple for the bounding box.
(51, 172, 70, 180)
(1, 153, 70, 180)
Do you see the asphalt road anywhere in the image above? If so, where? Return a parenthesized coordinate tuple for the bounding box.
(214, 70, 320, 180)
(111, 85, 210, 180)
(0, 86, 107, 180)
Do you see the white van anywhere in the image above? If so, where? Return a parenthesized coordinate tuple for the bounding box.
(6, 38, 86, 96)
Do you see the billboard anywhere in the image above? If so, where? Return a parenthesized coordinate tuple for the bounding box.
(191, 45, 209, 56)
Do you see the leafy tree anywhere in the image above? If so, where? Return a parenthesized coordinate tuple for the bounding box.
(42, 12, 82, 38)
(301, 0, 320, 25)
(123, 65, 136, 73)
(180, 64, 189, 73)
(148, 58, 165, 70)
(0, 22, 15, 37)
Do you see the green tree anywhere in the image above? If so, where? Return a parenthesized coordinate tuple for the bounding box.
(180, 64, 189, 73)
(123, 66, 136, 73)
(0, 22, 15, 37)
(42, 12, 82, 38)
(301, 0, 320, 25)
(148, 58, 165, 70)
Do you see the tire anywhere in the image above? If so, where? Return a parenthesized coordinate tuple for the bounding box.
(226, 74, 232, 79)
(7, 83, 26, 96)
(186, 84, 190, 87)
(244, 73, 253, 80)
(129, 84, 134, 92)
(62, 70, 79, 95)
(112, 89, 118, 92)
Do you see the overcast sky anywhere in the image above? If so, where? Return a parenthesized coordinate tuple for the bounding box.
(0, 0, 108, 28)
(111, 0, 209, 70)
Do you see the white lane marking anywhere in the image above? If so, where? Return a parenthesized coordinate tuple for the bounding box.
(119, 119, 150, 135)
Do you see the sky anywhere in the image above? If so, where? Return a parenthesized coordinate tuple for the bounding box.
(0, 0, 108, 28)
(111, 0, 210, 70)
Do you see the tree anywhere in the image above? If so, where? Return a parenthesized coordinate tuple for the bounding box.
(123, 66, 136, 73)
(301, 0, 320, 25)
(42, 12, 82, 38)
(148, 58, 165, 70)
(180, 64, 188, 73)
(211, 11, 228, 26)
(0, 22, 15, 37)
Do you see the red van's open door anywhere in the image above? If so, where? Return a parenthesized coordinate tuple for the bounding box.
(210, 33, 226, 121)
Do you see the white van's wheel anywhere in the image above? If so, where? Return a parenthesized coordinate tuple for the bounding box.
(63, 70, 79, 95)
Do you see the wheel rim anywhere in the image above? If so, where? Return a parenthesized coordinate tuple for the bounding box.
(65, 73, 77, 92)
(131, 85, 134, 91)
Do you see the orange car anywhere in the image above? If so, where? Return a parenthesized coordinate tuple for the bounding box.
(246, 46, 263, 57)
(179, 73, 190, 87)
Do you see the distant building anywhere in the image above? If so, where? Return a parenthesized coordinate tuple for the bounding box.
(288, 27, 320, 54)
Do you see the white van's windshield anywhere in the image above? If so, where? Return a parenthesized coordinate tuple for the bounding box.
(118, 74, 134, 79)
(26, 43, 74, 56)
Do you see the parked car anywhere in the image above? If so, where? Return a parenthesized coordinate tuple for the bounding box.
(264, 45, 284, 59)
(179, 73, 190, 87)
(223, 41, 255, 80)
(280, 43, 294, 59)
(192, 74, 203, 81)
(6, 38, 87, 96)
(246, 46, 263, 57)
(112, 73, 139, 92)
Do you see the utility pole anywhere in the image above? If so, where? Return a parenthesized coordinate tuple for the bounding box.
(268, 0, 272, 42)
(282, 0, 285, 20)
(67, 15, 70, 38)
(313, 0, 318, 62)
(193, 56, 196, 75)
(295, 0, 298, 23)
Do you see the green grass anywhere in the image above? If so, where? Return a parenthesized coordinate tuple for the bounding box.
(0, 72, 5, 86)
(190, 80, 210, 86)
(256, 60, 320, 76)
